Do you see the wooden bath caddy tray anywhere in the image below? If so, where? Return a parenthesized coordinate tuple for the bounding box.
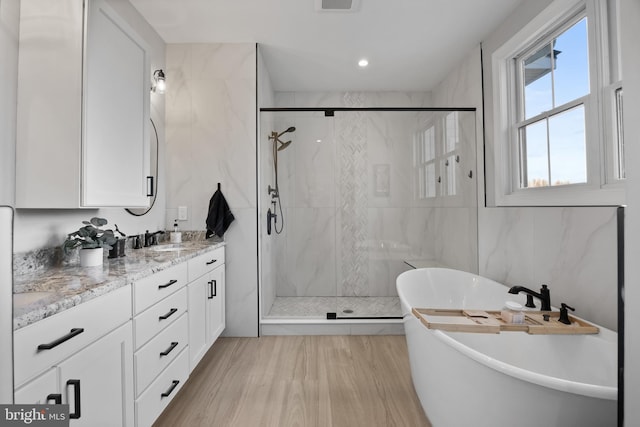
(412, 308, 599, 335)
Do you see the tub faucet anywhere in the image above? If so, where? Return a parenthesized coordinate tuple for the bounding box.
(508, 284, 551, 311)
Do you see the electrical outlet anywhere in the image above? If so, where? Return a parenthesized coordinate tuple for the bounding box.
(178, 206, 188, 220)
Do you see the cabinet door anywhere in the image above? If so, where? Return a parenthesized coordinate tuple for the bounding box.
(15, 0, 83, 208)
(206, 266, 225, 344)
(14, 368, 59, 405)
(57, 322, 134, 427)
(187, 278, 208, 372)
(83, 0, 150, 207)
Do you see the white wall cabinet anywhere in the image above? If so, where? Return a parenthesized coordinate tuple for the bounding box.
(15, 0, 150, 208)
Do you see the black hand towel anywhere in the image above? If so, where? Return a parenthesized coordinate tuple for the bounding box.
(206, 184, 235, 238)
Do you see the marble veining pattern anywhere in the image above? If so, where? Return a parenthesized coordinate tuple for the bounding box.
(13, 239, 224, 330)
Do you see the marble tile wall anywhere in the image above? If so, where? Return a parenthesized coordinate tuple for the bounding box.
(166, 43, 258, 337)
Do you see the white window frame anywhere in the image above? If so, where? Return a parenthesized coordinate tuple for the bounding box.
(491, 0, 625, 206)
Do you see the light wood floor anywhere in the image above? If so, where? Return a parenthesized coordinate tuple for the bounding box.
(153, 336, 431, 427)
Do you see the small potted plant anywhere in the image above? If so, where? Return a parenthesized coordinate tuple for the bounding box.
(63, 217, 118, 267)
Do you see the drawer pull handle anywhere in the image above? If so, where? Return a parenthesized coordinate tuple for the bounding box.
(67, 379, 81, 419)
(47, 393, 62, 405)
(160, 341, 179, 357)
(161, 380, 180, 398)
(208, 280, 217, 299)
(158, 279, 178, 289)
(37, 328, 84, 350)
(206, 259, 217, 265)
(159, 308, 178, 321)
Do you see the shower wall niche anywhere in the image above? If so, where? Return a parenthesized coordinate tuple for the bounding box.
(260, 107, 478, 319)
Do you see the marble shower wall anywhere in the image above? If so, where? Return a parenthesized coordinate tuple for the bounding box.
(268, 91, 478, 299)
(166, 43, 258, 337)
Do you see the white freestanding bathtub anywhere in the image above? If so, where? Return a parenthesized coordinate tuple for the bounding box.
(397, 268, 617, 427)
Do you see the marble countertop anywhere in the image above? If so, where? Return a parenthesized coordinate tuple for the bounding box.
(13, 240, 225, 331)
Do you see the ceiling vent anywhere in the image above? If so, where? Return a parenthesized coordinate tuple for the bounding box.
(315, 0, 361, 12)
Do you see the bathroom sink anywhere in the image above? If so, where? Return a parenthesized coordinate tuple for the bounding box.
(13, 291, 55, 306)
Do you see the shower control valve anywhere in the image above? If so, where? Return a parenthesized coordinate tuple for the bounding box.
(268, 185, 278, 198)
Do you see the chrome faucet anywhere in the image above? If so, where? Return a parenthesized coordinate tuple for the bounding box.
(508, 284, 551, 311)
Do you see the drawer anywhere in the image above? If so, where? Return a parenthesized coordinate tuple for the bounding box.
(14, 285, 131, 387)
(133, 263, 188, 315)
(134, 313, 188, 396)
(135, 347, 189, 427)
(133, 287, 187, 350)
(187, 247, 224, 282)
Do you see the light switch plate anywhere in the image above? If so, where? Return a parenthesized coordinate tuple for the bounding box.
(178, 206, 188, 220)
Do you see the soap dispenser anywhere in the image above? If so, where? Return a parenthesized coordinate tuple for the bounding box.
(170, 220, 182, 243)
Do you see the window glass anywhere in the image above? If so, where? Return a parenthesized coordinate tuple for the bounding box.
(524, 44, 553, 119)
(553, 18, 590, 106)
(523, 17, 590, 119)
(521, 119, 549, 187)
(548, 105, 587, 185)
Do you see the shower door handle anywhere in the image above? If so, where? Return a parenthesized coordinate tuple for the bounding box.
(267, 209, 272, 235)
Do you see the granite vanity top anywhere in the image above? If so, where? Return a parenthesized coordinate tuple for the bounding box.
(13, 240, 225, 331)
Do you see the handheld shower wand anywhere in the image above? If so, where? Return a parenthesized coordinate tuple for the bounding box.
(267, 126, 296, 234)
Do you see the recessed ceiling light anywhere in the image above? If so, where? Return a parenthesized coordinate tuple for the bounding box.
(316, 139, 322, 143)
(358, 59, 369, 68)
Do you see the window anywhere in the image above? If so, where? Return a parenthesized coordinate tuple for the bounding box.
(414, 112, 461, 200)
(517, 16, 588, 188)
(491, 0, 625, 206)
(415, 126, 436, 199)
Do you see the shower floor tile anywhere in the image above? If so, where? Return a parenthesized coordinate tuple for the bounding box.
(265, 296, 402, 318)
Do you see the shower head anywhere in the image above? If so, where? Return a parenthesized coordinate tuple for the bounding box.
(269, 126, 296, 151)
(277, 126, 296, 138)
(277, 140, 292, 151)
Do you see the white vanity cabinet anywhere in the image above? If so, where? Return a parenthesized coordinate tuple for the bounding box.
(13, 286, 134, 427)
(16, 0, 150, 209)
(132, 263, 189, 427)
(187, 247, 226, 371)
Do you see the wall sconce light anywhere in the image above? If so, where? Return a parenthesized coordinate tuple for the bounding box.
(151, 69, 166, 94)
